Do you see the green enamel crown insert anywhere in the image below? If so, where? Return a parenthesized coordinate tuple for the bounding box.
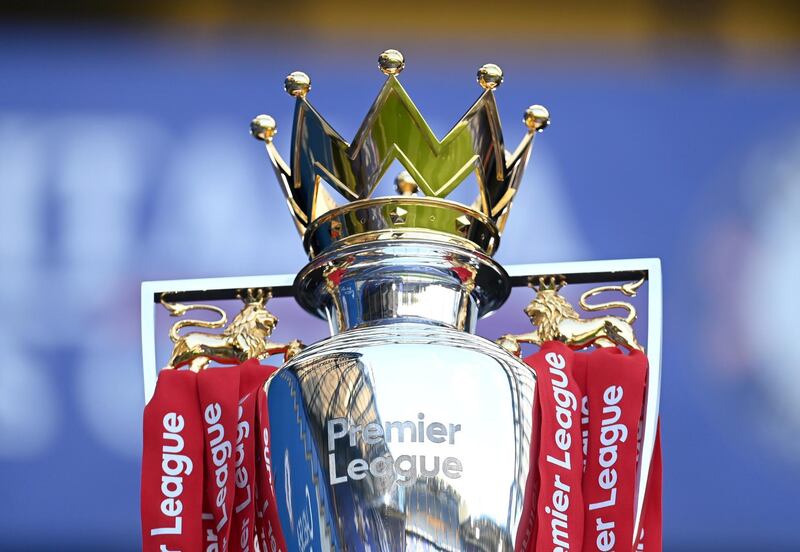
(251, 49, 549, 258)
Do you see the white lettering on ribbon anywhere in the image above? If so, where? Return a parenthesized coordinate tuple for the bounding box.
(543, 351, 578, 551)
(234, 403, 252, 551)
(205, 403, 232, 536)
(152, 412, 193, 537)
(588, 385, 628, 551)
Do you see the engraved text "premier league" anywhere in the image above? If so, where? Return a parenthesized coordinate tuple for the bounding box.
(327, 415, 463, 486)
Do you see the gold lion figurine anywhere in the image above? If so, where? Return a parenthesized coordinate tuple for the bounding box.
(162, 288, 304, 371)
(498, 276, 644, 356)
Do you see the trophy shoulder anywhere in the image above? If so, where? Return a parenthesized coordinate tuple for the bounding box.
(286, 320, 525, 357)
(276, 322, 535, 391)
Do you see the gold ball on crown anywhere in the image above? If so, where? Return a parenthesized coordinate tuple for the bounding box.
(250, 114, 277, 141)
(524, 104, 550, 132)
(253, 52, 549, 258)
(378, 49, 405, 75)
(285, 71, 311, 97)
(477, 63, 503, 90)
(394, 170, 419, 196)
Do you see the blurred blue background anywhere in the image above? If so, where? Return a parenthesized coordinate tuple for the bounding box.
(2, 1, 800, 550)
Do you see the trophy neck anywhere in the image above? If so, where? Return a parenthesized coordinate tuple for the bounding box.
(294, 238, 510, 335)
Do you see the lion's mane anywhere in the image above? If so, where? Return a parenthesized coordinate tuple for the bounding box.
(525, 292, 580, 341)
(224, 303, 277, 357)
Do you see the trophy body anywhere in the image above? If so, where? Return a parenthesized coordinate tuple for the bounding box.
(266, 240, 537, 551)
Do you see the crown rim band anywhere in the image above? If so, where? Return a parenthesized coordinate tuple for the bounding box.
(303, 197, 500, 259)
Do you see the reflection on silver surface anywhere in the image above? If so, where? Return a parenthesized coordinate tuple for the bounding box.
(294, 239, 510, 335)
(266, 240, 537, 551)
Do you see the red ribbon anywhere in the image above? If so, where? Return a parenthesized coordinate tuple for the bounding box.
(249, 363, 288, 552)
(197, 367, 241, 551)
(229, 360, 268, 552)
(141, 370, 204, 552)
(635, 424, 662, 551)
(522, 342, 661, 552)
(142, 343, 662, 551)
(142, 361, 288, 551)
(525, 342, 586, 551)
(581, 348, 647, 552)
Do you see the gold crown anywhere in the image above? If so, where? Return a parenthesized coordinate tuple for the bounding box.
(251, 49, 549, 258)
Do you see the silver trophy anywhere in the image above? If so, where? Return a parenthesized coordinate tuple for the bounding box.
(141, 49, 662, 551)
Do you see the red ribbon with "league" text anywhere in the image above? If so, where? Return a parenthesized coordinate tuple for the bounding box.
(522, 341, 660, 552)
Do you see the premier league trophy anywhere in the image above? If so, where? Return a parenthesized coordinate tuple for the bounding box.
(140, 49, 662, 552)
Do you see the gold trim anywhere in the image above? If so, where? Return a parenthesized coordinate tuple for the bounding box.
(251, 49, 548, 257)
(303, 196, 500, 257)
(498, 276, 645, 355)
(315, 227, 484, 254)
(162, 289, 304, 371)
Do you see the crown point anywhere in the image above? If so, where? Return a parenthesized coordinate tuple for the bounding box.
(477, 63, 503, 90)
(284, 71, 311, 98)
(394, 170, 418, 196)
(524, 105, 550, 132)
(250, 114, 277, 141)
(378, 49, 405, 75)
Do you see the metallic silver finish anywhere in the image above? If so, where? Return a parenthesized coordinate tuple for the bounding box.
(294, 239, 510, 334)
(265, 240, 537, 551)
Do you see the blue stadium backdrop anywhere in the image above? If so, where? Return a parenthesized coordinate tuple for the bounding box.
(1, 24, 800, 551)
